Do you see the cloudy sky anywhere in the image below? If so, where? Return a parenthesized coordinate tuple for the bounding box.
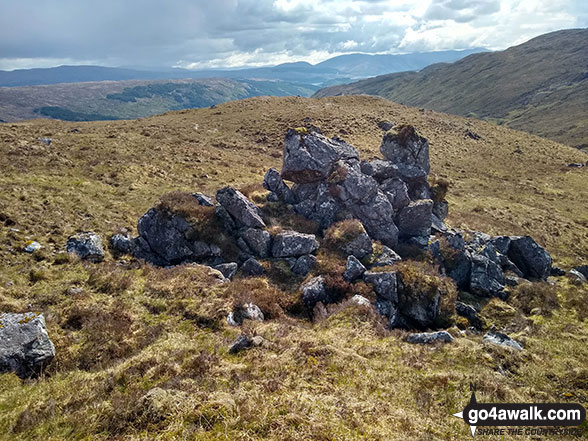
(0, 0, 586, 70)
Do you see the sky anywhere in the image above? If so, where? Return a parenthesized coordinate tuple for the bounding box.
(0, 0, 586, 71)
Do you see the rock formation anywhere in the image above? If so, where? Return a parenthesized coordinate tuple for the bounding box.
(110, 125, 556, 330)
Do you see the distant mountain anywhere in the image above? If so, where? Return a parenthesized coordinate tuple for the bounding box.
(314, 29, 588, 149)
(0, 78, 318, 122)
(0, 49, 485, 89)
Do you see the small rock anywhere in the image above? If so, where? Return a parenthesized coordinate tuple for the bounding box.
(291, 254, 317, 276)
(377, 120, 395, 131)
(66, 287, 83, 295)
(432, 200, 449, 221)
(550, 266, 566, 277)
(38, 137, 52, 146)
(406, 331, 454, 344)
(0, 313, 55, 378)
(371, 245, 402, 267)
(271, 231, 319, 258)
(110, 233, 135, 255)
(301, 276, 328, 309)
(470, 254, 506, 297)
(213, 262, 238, 280)
(228, 334, 260, 354)
(66, 232, 104, 262)
(24, 241, 42, 253)
(350, 295, 371, 307)
(573, 265, 588, 279)
(341, 230, 373, 259)
(483, 331, 523, 350)
(344, 255, 366, 282)
(455, 301, 482, 330)
(227, 303, 264, 326)
(464, 129, 481, 140)
(192, 193, 214, 206)
(569, 269, 587, 283)
(241, 258, 264, 276)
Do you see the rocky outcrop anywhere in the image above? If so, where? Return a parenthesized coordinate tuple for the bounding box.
(106, 125, 558, 334)
(137, 208, 220, 265)
(0, 313, 55, 378)
(66, 232, 104, 262)
(281, 128, 359, 183)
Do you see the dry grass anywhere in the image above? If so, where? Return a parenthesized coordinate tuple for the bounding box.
(0, 96, 587, 440)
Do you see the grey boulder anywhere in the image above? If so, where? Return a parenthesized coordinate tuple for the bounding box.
(291, 254, 317, 276)
(66, 232, 105, 262)
(216, 187, 266, 229)
(363, 271, 398, 302)
(0, 313, 55, 378)
(507, 236, 552, 280)
(301, 276, 328, 309)
(241, 228, 272, 258)
(110, 233, 135, 255)
(137, 208, 218, 265)
(396, 199, 433, 238)
(213, 262, 238, 280)
(470, 254, 506, 297)
(227, 303, 264, 326)
(379, 125, 430, 173)
(192, 193, 214, 207)
(241, 258, 265, 276)
(272, 231, 319, 258)
(281, 129, 359, 184)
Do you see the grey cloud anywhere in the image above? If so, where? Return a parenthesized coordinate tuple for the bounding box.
(0, 0, 582, 70)
(424, 0, 500, 23)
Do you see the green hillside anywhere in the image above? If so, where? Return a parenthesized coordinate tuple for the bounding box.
(314, 29, 588, 150)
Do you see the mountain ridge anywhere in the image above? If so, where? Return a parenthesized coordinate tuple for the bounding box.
(314, 28, 588, 149)
(0, 48, 486, 88)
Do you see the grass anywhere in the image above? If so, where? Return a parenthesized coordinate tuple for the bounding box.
(0, 95, 587, 439)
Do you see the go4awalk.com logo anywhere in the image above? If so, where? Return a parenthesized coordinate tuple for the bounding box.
(452, 384, 586, 437)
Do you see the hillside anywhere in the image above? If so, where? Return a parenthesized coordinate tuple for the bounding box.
(0, 96, 587, 440)
(0, 78, 318, 122)
(314, 29, 588, 150)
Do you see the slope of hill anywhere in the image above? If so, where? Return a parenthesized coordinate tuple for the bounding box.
(0, 96, 587, 440)
(314, 29, 588, 149)
(0, 78, 318, 122)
